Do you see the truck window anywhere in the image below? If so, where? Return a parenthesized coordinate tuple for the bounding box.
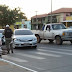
(42, 25, 45, 30)
(46, 25, 50, 30)
(52, 24, 66, 30)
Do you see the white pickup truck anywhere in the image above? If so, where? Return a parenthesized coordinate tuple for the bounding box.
(32, 23, 72, 45)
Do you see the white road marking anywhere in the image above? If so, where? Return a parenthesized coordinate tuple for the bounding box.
(0, 58, 37, 72)
(52, 48, 72, 52)
(38, 49, 72, 55)
(16, 53, 46, 59)
(2, 55, 28, 62)
(39, 47, 72, 52)
(35, 52, 61, 57)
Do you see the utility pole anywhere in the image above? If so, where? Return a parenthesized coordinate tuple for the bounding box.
(35, 11, 37, 23)
(51, 0, 52, 23)
(35, 11, 38, 29)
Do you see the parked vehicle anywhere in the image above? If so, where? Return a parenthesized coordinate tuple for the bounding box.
(68, 26, 72, 29)
(12, 28, 37, 48)
(32, 23, 72, 45)
(0, 29, 5, 45)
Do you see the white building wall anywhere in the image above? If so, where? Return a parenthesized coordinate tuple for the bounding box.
(60, 13, 64, 22)
(56, 13, 64, 22)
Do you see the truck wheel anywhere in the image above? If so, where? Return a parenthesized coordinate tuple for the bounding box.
(55, 36, 63, 45)
(48, 39, 54, 43)
(35, 35, 41, 43)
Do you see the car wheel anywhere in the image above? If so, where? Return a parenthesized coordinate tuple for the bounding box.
(35, 35, 41, 43)
(55, 36, 63, 45)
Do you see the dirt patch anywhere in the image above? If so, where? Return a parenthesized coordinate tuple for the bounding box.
(0, 61, 8, 65)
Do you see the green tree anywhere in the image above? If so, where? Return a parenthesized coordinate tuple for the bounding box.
(0, 5, 27, 27)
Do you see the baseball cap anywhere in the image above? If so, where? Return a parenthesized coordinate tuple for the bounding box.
(6, 25, 9, 27)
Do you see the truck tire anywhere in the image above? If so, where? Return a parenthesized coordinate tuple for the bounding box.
(48, 39, 54, 43)
(55, 36, 63, 45)
(35, 35, 41, 43)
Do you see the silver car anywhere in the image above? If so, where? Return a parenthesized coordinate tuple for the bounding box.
(12, 28, 37, 48)
(0, 29, 5, 45)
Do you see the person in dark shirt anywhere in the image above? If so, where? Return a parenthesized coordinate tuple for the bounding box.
(3, 25, 13, 54)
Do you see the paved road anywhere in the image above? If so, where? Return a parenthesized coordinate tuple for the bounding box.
(2, 40, 72, 72)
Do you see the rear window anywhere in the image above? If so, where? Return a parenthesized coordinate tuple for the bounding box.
(15, 30, 33, 35)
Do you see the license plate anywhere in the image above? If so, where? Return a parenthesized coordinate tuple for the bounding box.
(24, 43, 29, 45)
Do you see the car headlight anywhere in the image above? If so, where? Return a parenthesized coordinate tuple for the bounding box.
(62, 32, 65, 36)
(14, 38, 20, 41)
(62, 32, 69, 36)
(32, 38, 37, 41)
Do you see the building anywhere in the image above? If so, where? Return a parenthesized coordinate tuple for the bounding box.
(31, 14, 48, 30)
(31, 8, 72, 29)
(15, 20, 31, 30)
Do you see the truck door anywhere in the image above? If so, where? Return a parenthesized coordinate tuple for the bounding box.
(44, 25, 53, 39)
(39, 25, 45, 39)
(39, 30, 44, 39)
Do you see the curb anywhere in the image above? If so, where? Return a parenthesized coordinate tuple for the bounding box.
(0, 58, 37, 72)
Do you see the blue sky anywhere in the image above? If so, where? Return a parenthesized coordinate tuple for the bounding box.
(0, 0, 72, 20)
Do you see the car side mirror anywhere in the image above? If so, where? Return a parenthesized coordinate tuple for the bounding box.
(12, 38, 15, 42)
(2, 36, 4, 38)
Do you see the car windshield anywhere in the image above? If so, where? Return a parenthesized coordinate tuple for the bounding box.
(52, 24, 66, 30)
(15, 30, 33, 35)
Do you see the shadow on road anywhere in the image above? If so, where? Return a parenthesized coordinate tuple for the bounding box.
(14, 46, 37, 51)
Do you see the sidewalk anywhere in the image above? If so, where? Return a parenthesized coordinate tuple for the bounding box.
(0, 58, 34, 72)
(0, 46, 37, 72)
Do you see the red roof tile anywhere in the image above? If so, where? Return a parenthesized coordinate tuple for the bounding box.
(31, 8, 72, 18)
(31, 14, 48, 18)
(48, 8, 72, 14)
